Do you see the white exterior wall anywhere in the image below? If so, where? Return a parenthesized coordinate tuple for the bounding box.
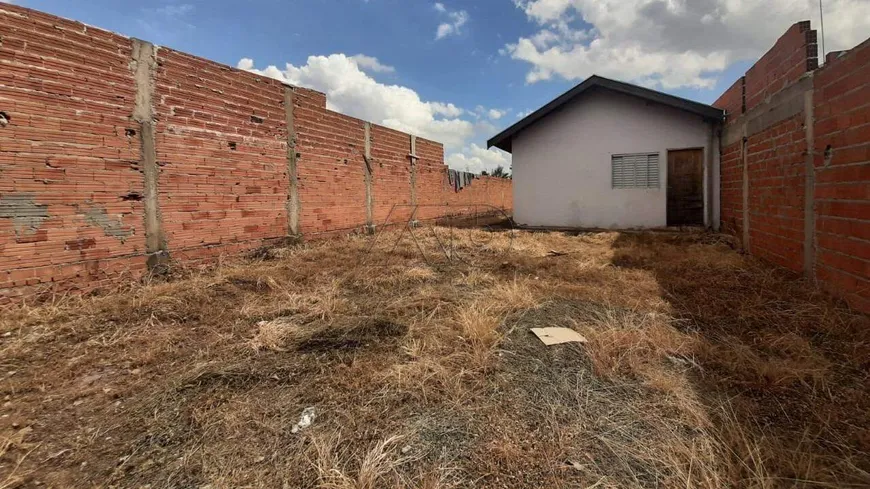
(512, 89, 719, 229)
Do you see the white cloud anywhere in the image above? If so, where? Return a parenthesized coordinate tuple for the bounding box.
(473, 119, 500, 138)
(239, 55, 485, 154)
(435, 23, 453, 40)
(471, 105, 509, 121)
(237, 58, 255, 71)
(430, 102, 464, 117)
(529, 29, 561, 49)
(447, 144, 512, 174)
(508, 0, 870, 89)
(238, 55, 509, 173)
(434, 3, 469, 40)
(137, 3, 196, 42)
(349, 54, 395, 74)
(155, 4, 194, 17)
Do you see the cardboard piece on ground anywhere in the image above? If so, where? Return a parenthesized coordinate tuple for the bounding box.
(531, 327, 587, 346)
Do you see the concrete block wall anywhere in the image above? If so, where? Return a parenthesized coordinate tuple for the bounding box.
(714, 21, 869, 313)
(0, 4, 512, 303)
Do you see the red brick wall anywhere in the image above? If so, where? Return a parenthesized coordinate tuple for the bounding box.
(713, 76, 744, 118)
(717, 20, 869, 313)
(291, 95, 512, 233)
(154, 47, 289, 261)
(813, 38, 870, 312)
(0, 4, 513, 303)
(719, 141, 743, 236)
(717, 18, 816, 273)
(416, 142, 512, 223)
(415, 138, 447, 222)
(294, 88, 369, 234)
(0, 5, 146, 301)
(715, 21, 818, 263)
(745, 115, 807, 271)
(714, 75, 746, 239)
(744, 21, 818, 112)
(369, 124, 415, 226)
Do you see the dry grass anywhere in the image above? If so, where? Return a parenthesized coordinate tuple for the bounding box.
(0, 225, 868, 488)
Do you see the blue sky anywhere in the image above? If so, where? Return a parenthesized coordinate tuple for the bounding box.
(7, 0, 868, 172)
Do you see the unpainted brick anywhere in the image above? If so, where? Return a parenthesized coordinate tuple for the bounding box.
(0, 2, 513, 304)
(719, 21, 869, 313)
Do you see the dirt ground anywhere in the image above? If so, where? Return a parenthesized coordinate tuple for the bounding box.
(1, 225, 868, 488)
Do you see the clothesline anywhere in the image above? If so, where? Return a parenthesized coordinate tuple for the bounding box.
(446, 168, 477, 192)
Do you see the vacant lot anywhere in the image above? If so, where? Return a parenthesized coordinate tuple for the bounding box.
(1, 226, 868, 488)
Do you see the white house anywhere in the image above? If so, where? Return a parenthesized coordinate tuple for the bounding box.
(488, 76, 725, 230)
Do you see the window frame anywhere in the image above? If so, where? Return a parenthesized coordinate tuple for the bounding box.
(611, 152, 660, 189)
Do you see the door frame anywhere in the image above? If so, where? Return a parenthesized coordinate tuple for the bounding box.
(665, 147, 706, 227)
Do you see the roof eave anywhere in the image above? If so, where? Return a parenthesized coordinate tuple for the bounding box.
(487, 134, 511, 152)
(486, 75, 725, 153)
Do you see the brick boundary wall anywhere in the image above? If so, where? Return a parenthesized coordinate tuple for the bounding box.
(714, 21, 869, 313)
(0, 4, 512, 303)
(813, 38, 870, 313)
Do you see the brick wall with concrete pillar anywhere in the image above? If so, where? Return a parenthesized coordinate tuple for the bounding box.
(0, 3, 513, 303)
(714, 21, 870, 313)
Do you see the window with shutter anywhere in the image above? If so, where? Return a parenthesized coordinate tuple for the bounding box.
(611, 153, 660, 189)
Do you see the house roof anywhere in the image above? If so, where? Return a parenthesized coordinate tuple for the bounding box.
(487, 75, 725, 153)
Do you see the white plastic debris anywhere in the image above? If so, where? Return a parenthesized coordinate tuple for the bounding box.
(291, 407, 316, 434)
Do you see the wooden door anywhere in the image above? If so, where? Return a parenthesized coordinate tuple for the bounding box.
(667, 149, 704, 227)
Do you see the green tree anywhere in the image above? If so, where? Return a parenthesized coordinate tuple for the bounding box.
(491, 165, 510, 178)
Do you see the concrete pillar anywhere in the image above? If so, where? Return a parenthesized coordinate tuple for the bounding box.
(803, 89, 816, 277)
(712, 125, 722, 231)
(284, 86, 301, 237)
(705, 122, 715, 229)
(741, 127, 750, 251)
(363, 122, 375, 233)
(131, 39, 168, 270)
(409, 135, 418, 225)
